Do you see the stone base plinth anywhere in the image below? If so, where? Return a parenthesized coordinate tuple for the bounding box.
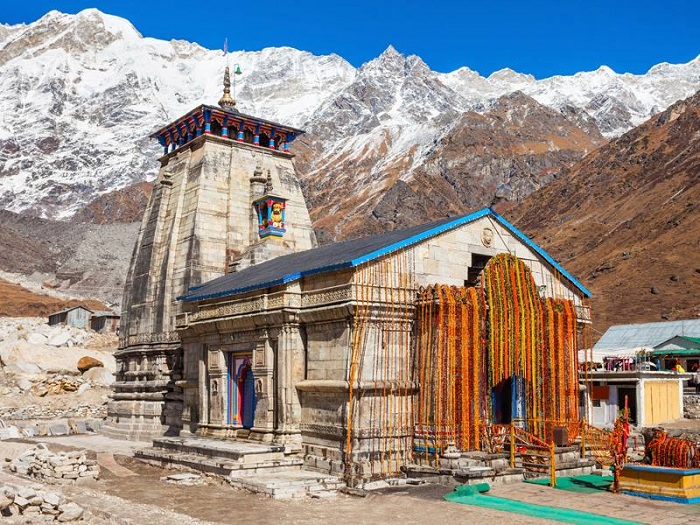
(619, 464, 700, 504)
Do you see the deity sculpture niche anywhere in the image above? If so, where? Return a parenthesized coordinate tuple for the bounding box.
(253, 195, 287, 238)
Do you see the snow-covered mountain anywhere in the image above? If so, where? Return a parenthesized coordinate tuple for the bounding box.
(0, 9, 355, 218)
(442, 61, 700, 137)
(1, 8, 699, 223)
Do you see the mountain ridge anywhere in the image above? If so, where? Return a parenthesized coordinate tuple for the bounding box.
(1, 8, 699, 222)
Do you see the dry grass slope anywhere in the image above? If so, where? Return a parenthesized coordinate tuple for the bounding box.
(0, 278, 107, 317)
(505, 91, 700, 337)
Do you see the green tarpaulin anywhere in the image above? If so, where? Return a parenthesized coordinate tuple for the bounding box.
(444, 482, 642, 525)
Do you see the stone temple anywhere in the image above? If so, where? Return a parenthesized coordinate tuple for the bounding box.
(106, 67, 592, 486)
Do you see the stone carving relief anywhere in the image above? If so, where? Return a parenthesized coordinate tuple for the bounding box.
(301, 286, 353, 307)
(481, 227, 494, 248)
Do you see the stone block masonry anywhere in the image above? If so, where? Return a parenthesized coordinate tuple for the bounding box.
(9, 444, 99, 485)
(0, 482, 85, 522)
(683, 395, 700, 419)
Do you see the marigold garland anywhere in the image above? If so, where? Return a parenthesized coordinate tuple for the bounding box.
(415, 253, 581, 458)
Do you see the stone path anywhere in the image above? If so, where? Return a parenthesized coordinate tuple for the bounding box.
(4, 435, 700, 524)
(487, 481, 700, 524)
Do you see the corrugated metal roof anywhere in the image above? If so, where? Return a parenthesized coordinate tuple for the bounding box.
(651, 348, 700, 357)
(180, 208, 591, 303)
(48, 305, 94, 317)
(594, 320, 700, 352)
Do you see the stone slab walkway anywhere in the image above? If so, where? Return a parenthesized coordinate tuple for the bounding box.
(487, 480, 700, 525)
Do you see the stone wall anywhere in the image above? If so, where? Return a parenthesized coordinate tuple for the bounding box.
(9, 444, 99, 485)
(410, 215, 583, 305)
(683, 394, 700, 419)
(0, 484, 85, 522)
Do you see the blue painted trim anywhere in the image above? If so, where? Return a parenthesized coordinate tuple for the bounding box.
(622, 490, 700, 505)
(180, 207, 591, 302)
(413, 445, 440, 454)
(623, 465, 700, 475)
(488, 210, 592, 298)
(350, 208, 491, 266)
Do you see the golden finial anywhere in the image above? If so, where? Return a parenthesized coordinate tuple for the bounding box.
(218, 66, 237, 111)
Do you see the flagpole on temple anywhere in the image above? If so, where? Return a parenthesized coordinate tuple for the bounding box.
(233, 63, 242, 101)
(223, 38, 242, 103)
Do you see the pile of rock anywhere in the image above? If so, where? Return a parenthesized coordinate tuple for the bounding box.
(0, 483, 85, 521)
(684, 394, 700, 419)
(9, 444, 99, 484)
(33, 374, 86, 396)
(0, 402, 107, 421)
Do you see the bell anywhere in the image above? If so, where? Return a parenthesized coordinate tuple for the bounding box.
(234, 64, 243, 75)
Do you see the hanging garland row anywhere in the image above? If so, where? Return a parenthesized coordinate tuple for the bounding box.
(415, 285, 487, 460)
(414, 253, 581, 460)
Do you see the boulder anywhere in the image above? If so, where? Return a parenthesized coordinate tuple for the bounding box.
(42, 492, 62, 507)
(0, 488, 14, 510)
(6, 361, 42, 375)
(17, 378, 32, 391)
(48, 333, 71, 347)
(57, 502, 84, 522)
(82, 366, 113, 386)
(77, 356, 103, 373)
(42, 279, 61, 289)
(27, 332, 48, 345)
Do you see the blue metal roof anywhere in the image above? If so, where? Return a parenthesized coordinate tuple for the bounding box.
(594, 320, 700, 351)
(179, 207, 591, 302)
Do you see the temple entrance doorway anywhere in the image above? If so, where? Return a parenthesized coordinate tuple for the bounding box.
(491, 375, 526, 425)
(227, 352, 256, 428)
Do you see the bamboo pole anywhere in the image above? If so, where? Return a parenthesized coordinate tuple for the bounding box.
(550, 441, 557, 487)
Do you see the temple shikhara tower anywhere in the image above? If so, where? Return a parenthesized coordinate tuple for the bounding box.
(108, 63, 595, 489)
(105, 66, 316, 439)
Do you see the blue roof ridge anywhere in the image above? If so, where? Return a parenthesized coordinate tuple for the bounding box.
(180, 207, 591, 302)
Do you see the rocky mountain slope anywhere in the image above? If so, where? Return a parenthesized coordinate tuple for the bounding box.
(298, 84, 605, 241)
(0, 210, 138, 305)
(506, 91, 700, 335)
(0, 278, 107, 317)
(1, 9, 699, 223)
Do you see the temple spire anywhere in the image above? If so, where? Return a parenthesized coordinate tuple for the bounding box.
(218, 66, 238, 111)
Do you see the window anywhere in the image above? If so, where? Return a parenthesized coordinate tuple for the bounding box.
(210, 120, 223, 136)
(466, 254, 492, 286)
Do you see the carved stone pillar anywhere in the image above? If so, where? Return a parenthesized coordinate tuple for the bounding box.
(274, 322, 305, 450)
(178, 342, 204, 436)
(207, 349, 227, 426)
(251, 334, 275, 439)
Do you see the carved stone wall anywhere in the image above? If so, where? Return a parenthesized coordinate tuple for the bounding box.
(106, 133, 316, 441)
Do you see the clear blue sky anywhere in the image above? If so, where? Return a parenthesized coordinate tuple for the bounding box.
(3, 1, 698, 78)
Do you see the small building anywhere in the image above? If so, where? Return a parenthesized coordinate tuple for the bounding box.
(586, 371, 690, 427)
(594, 320, 700, 355)
(47, 306, 93, 329)
(652, 336, 700, 372)
(585, 322, 700, 427)
(90, 311, 121, 334)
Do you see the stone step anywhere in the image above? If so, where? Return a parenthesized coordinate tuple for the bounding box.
(151, 436, 286, 463)
(227, 470, 344, 500)
(135, 447, 303, 477)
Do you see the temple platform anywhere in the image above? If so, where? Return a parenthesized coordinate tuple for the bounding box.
(619, 464, 700, 504)
(228, 470, 344, 499)
(403, 447, 594, 485)
(135, 436, 303, 476)
(135, 436, 344, 498)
